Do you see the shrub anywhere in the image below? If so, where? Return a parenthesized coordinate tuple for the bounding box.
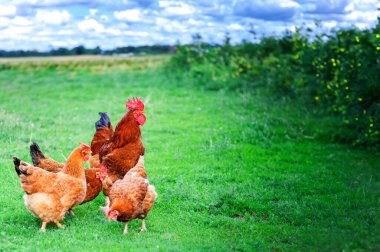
(165, 19, 380, 148)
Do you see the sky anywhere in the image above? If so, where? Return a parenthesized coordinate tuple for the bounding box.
(0, 0, 379, 51)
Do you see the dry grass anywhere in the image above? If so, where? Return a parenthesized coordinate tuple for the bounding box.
(0, 54, 169, 72)
(0, 55, 165, 63)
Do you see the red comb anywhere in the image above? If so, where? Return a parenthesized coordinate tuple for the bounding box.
(79, 142, 91, 150)
(126, 97, 144, 111)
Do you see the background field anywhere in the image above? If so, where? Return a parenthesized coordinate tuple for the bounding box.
(0, 56, 379, 251)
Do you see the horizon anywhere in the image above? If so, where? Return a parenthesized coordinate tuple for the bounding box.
(0, 0, 379, 51)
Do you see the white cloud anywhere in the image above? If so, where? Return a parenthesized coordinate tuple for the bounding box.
(114, 9, 142, 22)
(344, 0, 380, 12)
(89, 8, 98, 16)
(106, 28, 121, 36)
(160, 1, 196, 16)
(188, 18, 204, 26)
(1, 26, 33, 39)
(12, 16, 32, 26)
(77, 18, 104, 33)
(227, 23, 244, 30)
(100, 14, 109, 22)
(155, 17, 187, 32)
(0, 17, 10, 27)
(0, 16, 32, 28)
(124, 30, 149, 37)
(50, 40, 78, 47)
(35, 9, 71, 25)
(278, 0, 300, 9)
(58, 29, 75, 35)
(323, 20, 337, 29)
(0, 5, 16, 16)
(345, 10, 379, 23)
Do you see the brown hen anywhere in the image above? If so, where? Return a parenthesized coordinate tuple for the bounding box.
(13, 143, 90, 232)
(101, 156, 157, 235)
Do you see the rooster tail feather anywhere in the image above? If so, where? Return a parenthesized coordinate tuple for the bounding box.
(95, 112, 111, 130)
(13, 157, 27, 176)
(29, 142, 45, 166)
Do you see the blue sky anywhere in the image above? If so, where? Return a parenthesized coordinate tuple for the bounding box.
(0, 0, 379, 51)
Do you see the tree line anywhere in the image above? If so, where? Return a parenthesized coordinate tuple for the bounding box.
(0, 45, 175, 57)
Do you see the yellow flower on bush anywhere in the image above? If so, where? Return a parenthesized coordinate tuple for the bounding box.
(315, 96, 320, 101)
(358, 97, 363, 102)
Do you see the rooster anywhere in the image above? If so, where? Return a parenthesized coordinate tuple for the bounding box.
(29, 142, 103, 205)
(101, 156, 157, 235)
(99, 97, 146, 195)
(13, 143, 91, 232)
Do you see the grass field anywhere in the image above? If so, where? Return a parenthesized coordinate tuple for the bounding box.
(0, 56, 379, 251)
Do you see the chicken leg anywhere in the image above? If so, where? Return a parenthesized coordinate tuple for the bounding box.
(40, 221, 47, 232)
(140, 219, 147, 232)
(54, 221, 65, 229)
(123, 222, 128, 235)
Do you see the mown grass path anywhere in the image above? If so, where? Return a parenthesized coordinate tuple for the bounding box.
(0, 63, 379, 251)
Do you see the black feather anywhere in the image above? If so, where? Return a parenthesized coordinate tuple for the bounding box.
(13, 157, 27, 176)
(95, 112, 111, 130)
(30, 142, 45, 166)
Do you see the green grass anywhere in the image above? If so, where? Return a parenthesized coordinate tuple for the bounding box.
(0, 59, 379, 251)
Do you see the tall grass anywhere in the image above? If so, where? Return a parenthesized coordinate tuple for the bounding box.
(166, 19, 380, 148)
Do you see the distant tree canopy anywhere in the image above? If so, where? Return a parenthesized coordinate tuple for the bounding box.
(0, 45, 175, 57)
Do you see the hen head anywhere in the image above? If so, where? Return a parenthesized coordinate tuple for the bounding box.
(100, 198, 120, 221)
(126, 97, 146, 126)
(79, 142, 92, 161)
(107, 210, 119, 221)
